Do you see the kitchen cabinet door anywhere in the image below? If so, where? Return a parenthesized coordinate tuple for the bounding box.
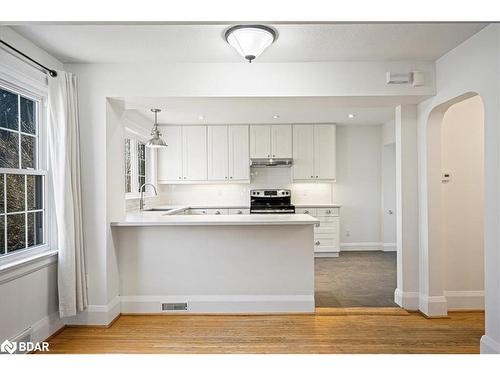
(271, 125, 292, 158)
(182, 126, 207, 181)
(157, 126, 183, 182)
(250, 125, 271, 158)
(208, 125, 229, 181)
(229, 125, 250, 180)
(314, 124, 336, 180)
(292, 125, 314, 180)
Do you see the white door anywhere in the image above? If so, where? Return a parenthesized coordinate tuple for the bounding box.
(271, 124, 292, 158)
(208, 125, 229, 181)
(292, 125, 314, 180)
(157, 126, 183, 182)
(250, 125, 271, 158)
(314, 124, 336, 180)
(182, 125, 207, 181)
(229, 125, 250, 180)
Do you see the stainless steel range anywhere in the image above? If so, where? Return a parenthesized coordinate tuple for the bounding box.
(250, 189, 295, 214)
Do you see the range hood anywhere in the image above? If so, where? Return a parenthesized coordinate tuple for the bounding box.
(250, 158, 293, 168)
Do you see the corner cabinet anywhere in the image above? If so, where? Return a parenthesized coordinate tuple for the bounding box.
(292, 124, 336, 181)
(250, 124, 292, 158)
(208, 125, 249, 181)
(158, 125, 207, 183)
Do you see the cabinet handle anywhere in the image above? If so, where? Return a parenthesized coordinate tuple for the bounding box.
(229, 176, 233, 179)
(310, 176, 314, 178)
(304, 210, 309, 214)
(315, 223, 320, 227)
(326, 210, 332, 214)
(183, 177, 187, 179)
(178, 177, 181, 179)
(315, 176, 319, 178)
(237, 210, 242, 214)
(315, 241, 320, 246)
(215, 211, 221, 215)
(225, 176, 228, 179)
(202, 210, 206, 214)
(272, 154, 275, 157)
(268, 154, 270, 157)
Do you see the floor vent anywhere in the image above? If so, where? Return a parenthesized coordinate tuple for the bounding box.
(9, 328, 33, 354)
(162, 302, 188, 311)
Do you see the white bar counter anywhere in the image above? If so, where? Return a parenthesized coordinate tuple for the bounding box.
(111, 212, 317, 314)
(111, 212, 319, 226)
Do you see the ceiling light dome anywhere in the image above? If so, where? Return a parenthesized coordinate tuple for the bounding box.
(225, 25, 277, 63)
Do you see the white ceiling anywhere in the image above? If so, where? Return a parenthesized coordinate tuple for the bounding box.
(123, 96, 408, 126)
(11, 23, 487, 63)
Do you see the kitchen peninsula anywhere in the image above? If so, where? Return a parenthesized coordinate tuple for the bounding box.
(111, 211, 318, 314)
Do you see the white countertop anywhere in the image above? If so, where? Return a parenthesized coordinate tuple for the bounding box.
(150, 203, 341, 212)
(111, 212, 319, 227)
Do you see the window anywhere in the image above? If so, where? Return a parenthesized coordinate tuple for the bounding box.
(0, 85, 45, 257)
(124, 137, 150, 197)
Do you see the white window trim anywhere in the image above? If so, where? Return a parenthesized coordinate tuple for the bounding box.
(0, 71, 56, 271)
(124, 127, 157, 200)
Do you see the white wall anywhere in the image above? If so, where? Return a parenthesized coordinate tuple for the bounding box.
(0, 26, 64, 342)
(441, 95, 484, 308)
(381, 143, 397, 250)
(160, 167, 334, 206)
(335, 125, 382, 249)
(416, 24, 500, 352)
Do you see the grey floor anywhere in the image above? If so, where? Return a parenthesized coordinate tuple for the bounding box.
(315, 251, 398, 307)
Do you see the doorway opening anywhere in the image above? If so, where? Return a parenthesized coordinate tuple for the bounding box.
(425, 93, 485, 315)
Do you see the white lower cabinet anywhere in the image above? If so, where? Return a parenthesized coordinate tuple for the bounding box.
(297, 207, 340, 256)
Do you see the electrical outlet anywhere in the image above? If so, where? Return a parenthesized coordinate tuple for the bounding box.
(346, 229, 351, 237)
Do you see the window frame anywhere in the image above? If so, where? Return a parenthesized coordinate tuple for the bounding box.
(0, 78, 53, 267)
(124, 128, 156, 200)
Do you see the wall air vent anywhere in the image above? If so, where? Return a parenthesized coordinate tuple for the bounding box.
(161, 302, 188, 311)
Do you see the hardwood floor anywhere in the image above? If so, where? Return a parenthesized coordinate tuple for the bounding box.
(38, 310, 484, 354)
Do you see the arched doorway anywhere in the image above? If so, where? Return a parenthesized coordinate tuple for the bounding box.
(424, 93, 485, 316)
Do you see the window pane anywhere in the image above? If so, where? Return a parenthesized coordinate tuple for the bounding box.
(138, 176, 145, 191)
(27, 211, 43, 247)
(7, 174, 25, 213)
(125, 139, 131, 174)
(0, 129, 19, 168)
(0, 174, 3, 213)
(0, 89, 18, 131)
(7, 213, 25, 252)
(27, 175, 43, 210)
(20, 97, 36, 134)
(21, 135, 36, 169)
(0, 215, 4, 254)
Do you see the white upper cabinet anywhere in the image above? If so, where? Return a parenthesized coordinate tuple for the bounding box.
(182, 126, 207, 181)
(208, 125, 229, 180)
(250, 124, 292, 158)
(292, 125, 315, 180)
(271, 125, 292, 158)
(207, 125, 249, 181)
(292, 124, 336, 181)
(228, 125, 250, 181)
(157, 126, 183, 181)
(250, 125, 271, 158)
(314, 124, 336, 180)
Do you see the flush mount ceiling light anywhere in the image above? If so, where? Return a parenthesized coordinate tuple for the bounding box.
(272, 114, 280, 119)
(348, 113, 356, 119)
(146, 109, 167, 148)
(225, 25, 277, 63)
(198, 115, 205, 120)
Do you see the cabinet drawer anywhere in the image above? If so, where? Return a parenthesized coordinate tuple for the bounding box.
(296, 208, 317, 215)
(316, 207, 339, 217)
(314, 226, 338, 235)
(314, 238, 336, 248)
(228, 208, 250, 215)
(188, 208, 228, 215)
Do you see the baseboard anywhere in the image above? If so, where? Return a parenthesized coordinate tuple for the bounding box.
(418, 294, 448, 317)
(63, 295, 121, 326)
(394, 288, 419, 310)
(382, 242, 397, 252)
(444, 290, 484, 310)
(480, 335, 500, 354)
(315, 252, 339, 258)
(121, 294, 315, 314)
(340, 242, 383, 251)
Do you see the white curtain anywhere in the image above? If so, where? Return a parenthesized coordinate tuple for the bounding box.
(48, 71, 88, 318)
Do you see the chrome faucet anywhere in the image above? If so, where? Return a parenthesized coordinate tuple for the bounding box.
(139, 183, 158, 210)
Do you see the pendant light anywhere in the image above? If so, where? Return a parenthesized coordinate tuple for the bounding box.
(225, 25, 277, 63)
(146, 108, 167, 148)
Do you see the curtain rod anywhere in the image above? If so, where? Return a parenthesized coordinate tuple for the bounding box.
(0, 39, 58, 78)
